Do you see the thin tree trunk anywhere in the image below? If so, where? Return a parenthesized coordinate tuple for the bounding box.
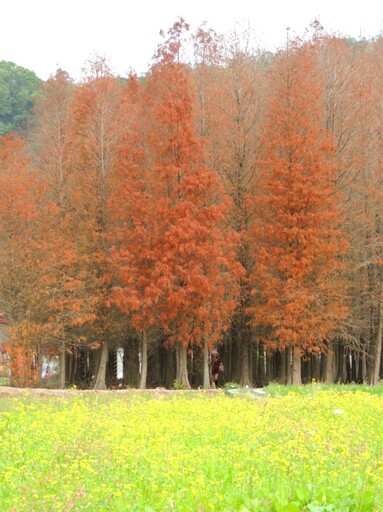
(266, 351, 273, 384)
(323, 345, 336, 384)
(277, 350, 287, 384)
(312, 354, 320, 382)
(176, 343, 191, 389)
(67, 352, 74, 384)
(202, 339, 211, 389)
(369, 295, 383, 385)
(231, 335, 241, 383)
(340, 345, 347, 383)
(93, 342, 108, 389)
(73, 351, 78, 383)
(139, 330, 148, 389)
(290, 347, 302, 385)
(59, 342, 66, 389)
(256, 343, 266, 387)
(240, 336, 252, 386)
(361, 351, 367, 382)
(355, 353, 361, 383)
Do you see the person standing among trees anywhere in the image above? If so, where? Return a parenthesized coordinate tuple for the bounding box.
(211, 350, 223, 388)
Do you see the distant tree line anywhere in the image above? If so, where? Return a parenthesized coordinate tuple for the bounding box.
(0, 20, 383, 388)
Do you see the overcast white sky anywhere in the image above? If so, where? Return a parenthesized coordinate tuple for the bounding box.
(1, 0, 382, 81)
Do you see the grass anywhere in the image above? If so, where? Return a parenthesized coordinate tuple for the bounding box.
(264, 380, 383, 397)
(0, 386, 382, 511)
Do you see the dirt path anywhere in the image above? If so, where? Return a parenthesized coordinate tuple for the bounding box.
(0, 386, 219, 398)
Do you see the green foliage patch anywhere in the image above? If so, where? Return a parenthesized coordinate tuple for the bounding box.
(0, 60, 41, 135)
(0, 388, 382, 511)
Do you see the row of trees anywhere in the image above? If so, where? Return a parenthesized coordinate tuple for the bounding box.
(1, 20, 383, 388)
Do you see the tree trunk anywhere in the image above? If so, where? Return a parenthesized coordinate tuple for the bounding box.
(361, 351, 367, 382)
(93, 342, 108, 389)
(139, 330, 148, 389)
(161, 345, 176, 389)
(256, 343, 266, 387)
(266, 351, 273, 384)
(59, 343, 66, 389)
(72, 351, 78, 383)
(124, 337, 139, 387)
(290, 347, 302, 385)
(67, 351, 74, 384)
(312, 354, 321, 382)
(276, 350, 287, 384)
(301, 356, 310, 384)
(369, 296, 383, 385)
(202, 340, 211, 388)
(339, 344, 347, 383)
(240, 336, 252, 386)
(176, 343, 191, 389)
(322, 345, 336, 384)
(230, 335, 241, 383)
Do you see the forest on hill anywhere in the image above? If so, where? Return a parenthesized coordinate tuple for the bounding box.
(0, 20, 382, 389)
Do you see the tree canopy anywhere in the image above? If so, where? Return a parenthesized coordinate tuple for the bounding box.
(0, 61, 41, 135)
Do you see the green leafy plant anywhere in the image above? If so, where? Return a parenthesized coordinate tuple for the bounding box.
(172, 379, 186, 390)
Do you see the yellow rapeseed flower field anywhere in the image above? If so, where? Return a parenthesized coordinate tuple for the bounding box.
(0, 388, 382, 511)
